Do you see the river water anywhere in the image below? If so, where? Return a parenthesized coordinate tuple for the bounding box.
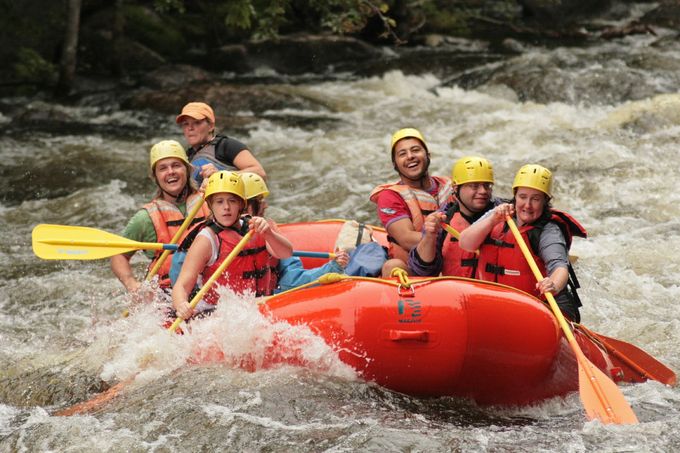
(2, 28, 680, 452)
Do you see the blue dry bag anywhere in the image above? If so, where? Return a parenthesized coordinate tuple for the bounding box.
(344, 242, 388, 277)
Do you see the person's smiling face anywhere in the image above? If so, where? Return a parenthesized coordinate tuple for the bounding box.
(154, 157, 188, 198)
(393, 138, 428, 180)
(514, 187, 547, 225)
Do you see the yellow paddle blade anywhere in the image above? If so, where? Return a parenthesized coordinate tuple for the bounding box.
(577, 352, 639, 424)
(505, 216, 638, 424)
(32, 224, 168, 260)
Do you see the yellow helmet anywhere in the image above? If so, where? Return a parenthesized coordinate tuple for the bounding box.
(242, 172, 270, 199)
(512, 164, 553, 197)
(149, 140, 190, 171)
(204, 171, 246, 202)
(390, 128, 428, 154)
(452, 156, 494, 185)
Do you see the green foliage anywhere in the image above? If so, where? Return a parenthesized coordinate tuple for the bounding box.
(420, 1, 470, 35)
(217, 0, 386, 39)
(13, 47, 57, 85)
(224, 0, 256, 30)
(124, 5, 187, 58)
(152, 0, 185, 14)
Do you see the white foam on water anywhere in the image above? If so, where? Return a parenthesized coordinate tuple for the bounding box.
(93, 284, 357, 389)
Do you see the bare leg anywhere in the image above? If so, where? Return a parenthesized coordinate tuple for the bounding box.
(381, 258, 408, 278)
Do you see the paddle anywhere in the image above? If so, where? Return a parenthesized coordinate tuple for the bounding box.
(32, 224, 180, 260)
(440, 222, 462, 240)
(292, 251, 336, 259)
(56, 230, 255, 416)
(34, 225, 331, 263)
(440, 222, 480, 256)
(576, 324, 676, 386)
(167, 230, 254, 332)
(506, 216, 638, 424)
(146, 198, 205, 280)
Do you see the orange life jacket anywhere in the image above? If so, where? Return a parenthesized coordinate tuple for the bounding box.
(441, 208, 478, 278)
(143, 192, 210, 287)
(477, 209, 587, 299)
(370, 176, 453, 262)
(202, 227, 277, 303)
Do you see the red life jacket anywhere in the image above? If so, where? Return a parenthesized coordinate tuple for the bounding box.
(441, 206, 478, 278)
(369, 175, 453, 262)
(144, 193, 210, 287)
(201, 226, 277, 303)
(477, 209, 587, 299)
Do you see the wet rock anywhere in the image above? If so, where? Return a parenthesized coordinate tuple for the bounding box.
(138, 64, 215, 90)
(519, 0, 612, 23)
(122, 81, 331, 119)
(235, 33, 386, 74)
(0, 363, 108, 408)
(640, 1, 680, 29)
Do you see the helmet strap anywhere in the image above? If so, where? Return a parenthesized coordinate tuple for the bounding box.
(454, 185, 477, 216)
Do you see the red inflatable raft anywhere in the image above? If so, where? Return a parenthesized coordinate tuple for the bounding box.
(263, 275, 623, 405)
(261, 220, 675, 406)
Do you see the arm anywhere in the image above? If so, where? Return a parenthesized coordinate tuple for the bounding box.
(250, 216, 293, 259)
(536, 223, 570, 295)
(459, 203, 515, 252)
(408, 214, 447, 277)
(233, 150, 266, 180)
(110, 209, 156, 292)
(386, 218, 424, 252)
(537, 266, 569, 296)
(172, 234, 212, 320)
(375, 189, 421, 251)
(111, 253, 139, 292)
(414, 211, 446, 263)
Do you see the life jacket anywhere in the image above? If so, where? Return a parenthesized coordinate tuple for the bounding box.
(143, 192, 210, 288)
(188, 135, 239, 168)
(369, 175, 453, 262)
(201, 220, 278, 303)
(477, 208, 586, 303)
(440, 202, 479, 278)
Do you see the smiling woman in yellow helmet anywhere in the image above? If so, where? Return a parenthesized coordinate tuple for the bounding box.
(459, 164, 587, 322)
(369, 128, 453, 277)
(110, 140, 211, 294)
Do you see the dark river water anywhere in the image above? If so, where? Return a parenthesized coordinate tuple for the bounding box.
(2, 24, 680, 452)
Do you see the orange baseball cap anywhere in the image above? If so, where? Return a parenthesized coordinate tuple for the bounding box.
(175, 102, 215, 124)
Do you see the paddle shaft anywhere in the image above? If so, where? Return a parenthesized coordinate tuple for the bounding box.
(146, 198, 205, 280)
(40, 239, 178, 251)
(168, 230, 254, 332)
(577, 324, 677, 386)
(506, 216, 637, 424)
(293, 251, 336, 259)
(440, 222, 479, 256)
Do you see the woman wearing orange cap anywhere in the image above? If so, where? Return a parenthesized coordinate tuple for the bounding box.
(175, 101, 266, 186)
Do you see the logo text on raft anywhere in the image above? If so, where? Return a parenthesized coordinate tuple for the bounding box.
(397, 300, 422, 323)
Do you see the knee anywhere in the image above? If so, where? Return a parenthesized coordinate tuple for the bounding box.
(381, 259, 407, 278)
